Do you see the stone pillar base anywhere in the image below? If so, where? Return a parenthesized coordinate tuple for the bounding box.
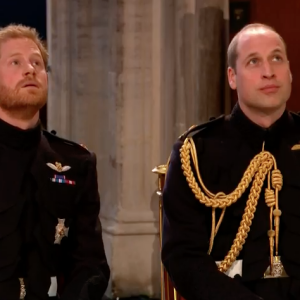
(101, 215, 160, 299)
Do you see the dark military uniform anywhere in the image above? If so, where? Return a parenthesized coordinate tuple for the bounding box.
(0, 118, 110, 300)
(162, 103, 300, 300)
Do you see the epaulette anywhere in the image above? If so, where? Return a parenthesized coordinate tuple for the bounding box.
(42, 130, 90, 153)
(289, 111, 300, 124)
(178, 114, 225, 141)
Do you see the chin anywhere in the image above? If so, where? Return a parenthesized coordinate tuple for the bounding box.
(15, 91, 47, 109)
(258, 104, 286, 115)
(0, 85, 47, 112)
(255, 96, 287, 109)
(0, 98, 46, 113)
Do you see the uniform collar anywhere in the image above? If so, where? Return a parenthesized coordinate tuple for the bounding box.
(229, 103, 293, 152)
(0, 117, 41, 150)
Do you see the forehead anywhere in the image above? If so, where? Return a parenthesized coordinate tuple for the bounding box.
(237, 29, 285, 59)
(0, 38, 41, 58)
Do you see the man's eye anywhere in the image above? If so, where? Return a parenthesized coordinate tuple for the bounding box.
(249, 58, 258, 65)
(11, 60, 19, 65)
(273, 55, 283, 62)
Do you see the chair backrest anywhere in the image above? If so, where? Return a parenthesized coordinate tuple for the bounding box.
(152, 165, 185, 300)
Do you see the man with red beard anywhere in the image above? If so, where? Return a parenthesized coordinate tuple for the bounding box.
(0, 25, 110, 300)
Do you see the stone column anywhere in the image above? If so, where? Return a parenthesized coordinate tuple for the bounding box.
(161, 0, 229, 144)
(46, 0, 229, 298)
(196, 0, 228, 124)
(46, 0, 72, 137)
(223, 0, 231, 115)
(47, 0, 111, 145)
(99, 0, 163, 298)
(47, 0, 163, 298)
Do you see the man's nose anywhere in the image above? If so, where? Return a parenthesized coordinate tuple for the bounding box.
(22, 63, 36, 76)
(262, 62, 275, 79)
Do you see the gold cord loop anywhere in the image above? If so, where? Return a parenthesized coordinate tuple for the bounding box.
(272, 169, 283, 191)
(265, 188, 276, 207)
(180, 137, 283, 274)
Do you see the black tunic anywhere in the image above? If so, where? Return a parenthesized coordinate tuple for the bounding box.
(0, 119, 110, 300)
(162, 103, 300, 300)
(0, 119, 41, 299)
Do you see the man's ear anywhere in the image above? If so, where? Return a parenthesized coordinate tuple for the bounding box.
(228, 67, 237, 90)
(287, 61, 293, 83)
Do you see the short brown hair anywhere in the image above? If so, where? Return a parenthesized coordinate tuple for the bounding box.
(227, 23, 287, 71)
(0, 24, 48, 67)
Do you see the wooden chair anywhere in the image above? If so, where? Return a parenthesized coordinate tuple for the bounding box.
(152, 165, 185, 300)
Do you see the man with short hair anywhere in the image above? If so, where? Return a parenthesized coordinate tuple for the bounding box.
(0, 24, 109, 300)
(162, 23, 299, 300)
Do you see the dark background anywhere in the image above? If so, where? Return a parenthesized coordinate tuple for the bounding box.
(0, 0, 46, 39)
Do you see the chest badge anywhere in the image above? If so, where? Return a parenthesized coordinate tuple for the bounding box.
(291, 144, 300, 150)
(54, 218, 69, 244)
(47, 162, 76, 185)
(47, 162, 71, 172)
(51, 174, 76, 185)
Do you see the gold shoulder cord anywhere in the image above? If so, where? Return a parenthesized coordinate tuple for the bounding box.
(180, 137, 284, 276)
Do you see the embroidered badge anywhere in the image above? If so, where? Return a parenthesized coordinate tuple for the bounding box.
(46, 162, 71, 173)
(291, 144, 300, 150)
(50, 174, 76, 185)
(54, 218, 69, 244)
(19, 278, 26, 299)
(80, 143, 88, 150)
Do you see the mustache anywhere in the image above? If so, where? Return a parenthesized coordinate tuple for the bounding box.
(17, 78, 41, 89)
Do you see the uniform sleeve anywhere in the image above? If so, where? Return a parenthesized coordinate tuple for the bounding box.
(161, 140, 262, 300)
(60, 153, 110, 300)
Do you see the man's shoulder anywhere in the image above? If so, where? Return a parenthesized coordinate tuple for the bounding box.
(42, 130, 94, 160)
(290, 110, 300, 126)
(178, 114, 226, 142)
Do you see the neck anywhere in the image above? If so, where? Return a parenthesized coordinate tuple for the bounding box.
(0, 108, 39, 130)
(238, 101, 286, 128)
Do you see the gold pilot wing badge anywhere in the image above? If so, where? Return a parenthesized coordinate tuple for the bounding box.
(80, 143, 88, 150)
(54, 218, 69, 245)
(46, 162, 71, 173)
(291, 144, 300, 150)
(47, 162, 76, 185)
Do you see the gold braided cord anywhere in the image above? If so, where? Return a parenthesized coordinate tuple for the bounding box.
(266, 172, 275, 269)
(179, 137, 283, 273)
(208, 207, 226, 255)
(208, 208, 216, 255)
(181, 137, 275, 208)
(265, 188, 276, 207)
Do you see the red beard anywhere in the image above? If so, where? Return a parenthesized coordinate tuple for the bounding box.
(0, 81, 47, 113)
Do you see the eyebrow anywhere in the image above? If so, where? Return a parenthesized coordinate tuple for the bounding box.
(8, 52, 42, 59)
(271, 48, 284, 55)
(243, 52, 259, 63)
(243, 48, 284, 62)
